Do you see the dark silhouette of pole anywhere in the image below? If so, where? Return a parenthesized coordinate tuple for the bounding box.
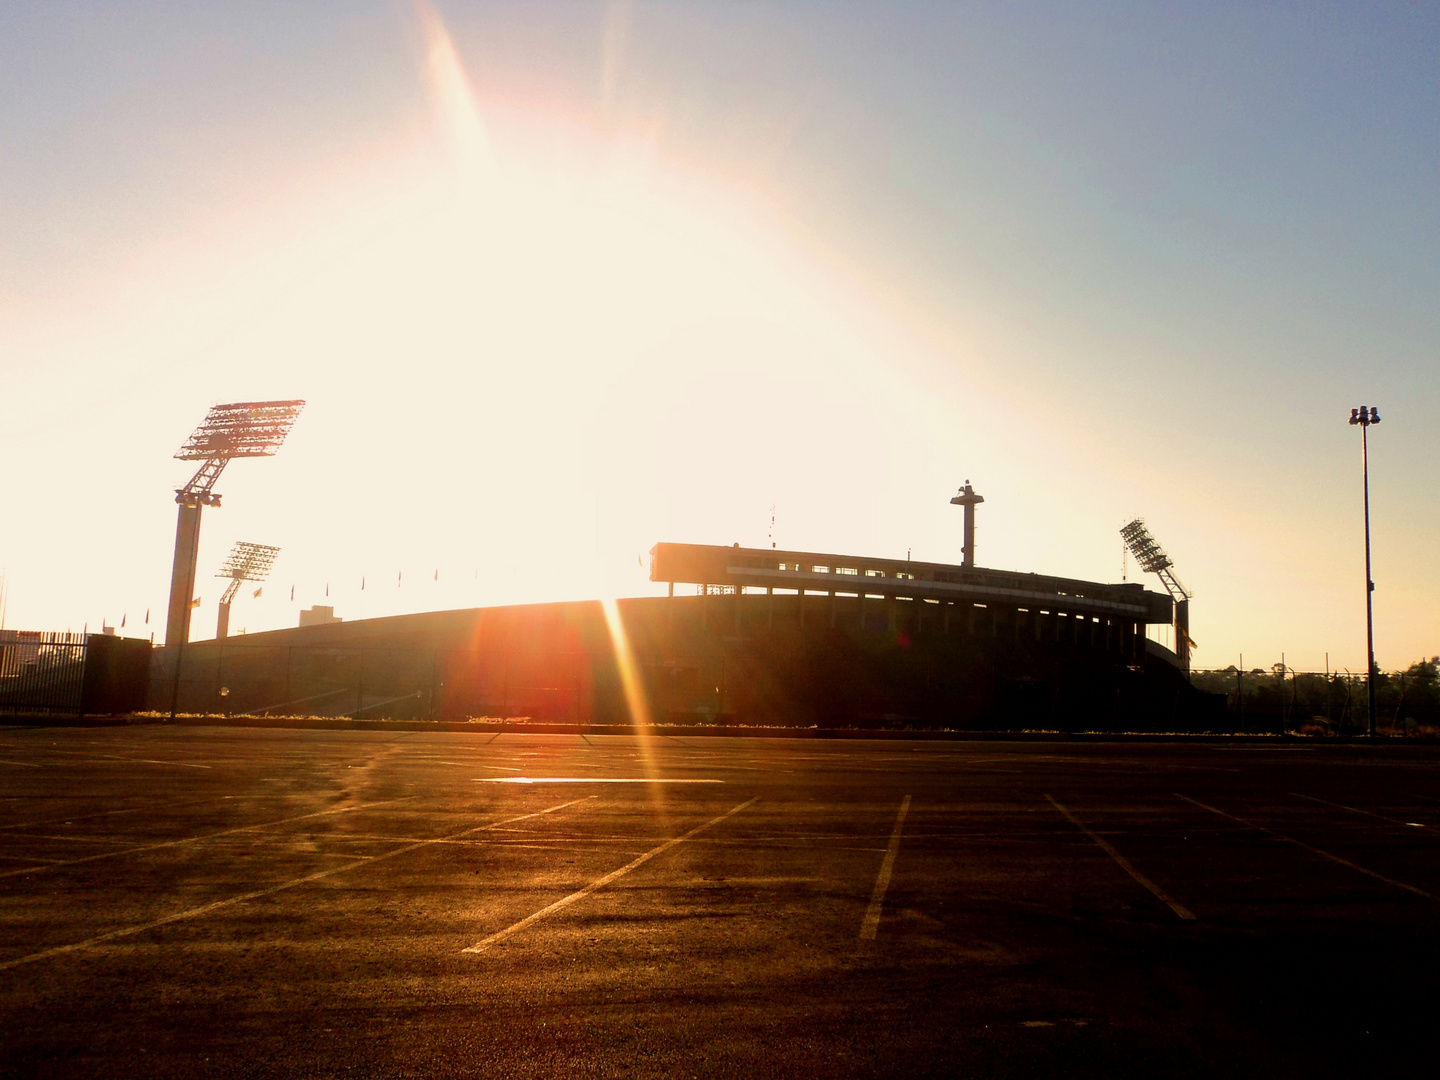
(1349, 406, 1380, 737)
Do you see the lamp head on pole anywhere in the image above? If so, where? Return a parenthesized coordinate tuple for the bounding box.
(1348, 404, 1380, 427)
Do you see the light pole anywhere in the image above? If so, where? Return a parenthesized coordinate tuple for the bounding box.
(1348, 405, 1381, 736)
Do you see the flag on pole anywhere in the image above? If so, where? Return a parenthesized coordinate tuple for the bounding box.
(120, 614, 126, 628)
(144, 608, 150, 624)
(325, 583, 329, 597)
(253, 587, 263, 599)
(189, 597, 201, 609)
(361, 576, 366, 591)
(290, 585, 294, 601)
(398, 570, 402, 587)
(434, 568, 438, 582)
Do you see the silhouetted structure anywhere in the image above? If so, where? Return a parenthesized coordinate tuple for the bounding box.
(152, 540, 1218, 731)
(1121, 519, 1192, 672)
(215, 542, 279, 640)
(1347, 404, 1381, 736)
(165, 400, 303, 647)
(299, 605, 342, 628)
(949, 481, 985, 567)
(1, 632, 151, 717)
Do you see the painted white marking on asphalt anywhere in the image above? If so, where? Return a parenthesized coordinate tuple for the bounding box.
(1047, 795, 1195, 921)
(113, 757, 212, 769)
(0, 797, 413, 880)
(859, 795, 911, 940)
(0, 797, 592, 973)
(1176, 793, 1439, 902)
(1289, 792, 1429, 830)
(0, 747, 212, 770)
(7, 834, 130, 845)
(0, 795, 242, 834)
(462, 796, 759, 954)
(476, 777, 722, 784)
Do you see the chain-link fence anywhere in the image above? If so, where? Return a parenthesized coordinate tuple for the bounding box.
(1188, 663, 1440, 735)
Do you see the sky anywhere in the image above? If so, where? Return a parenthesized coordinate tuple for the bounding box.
(1, 1, 1436, 672)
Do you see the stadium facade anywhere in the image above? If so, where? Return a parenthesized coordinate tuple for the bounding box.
(149, 541, 1215, 731)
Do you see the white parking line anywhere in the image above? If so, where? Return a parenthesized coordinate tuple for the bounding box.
(1290, 792, 1429, 829)
(860, 795, 911, 940)
(0, 797, 413, 880)
(476, 777, 723, 784)
(1176, 793, 1438, 902)
(0, 797, 592, 973)
(1047, 796, 1195, 921)
(462, 797, 759, 953)
(0, 747, 211, 770)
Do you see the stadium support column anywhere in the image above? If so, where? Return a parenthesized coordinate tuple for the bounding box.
(166, 499, 203, 647)
(1175, 599, 1190, 673)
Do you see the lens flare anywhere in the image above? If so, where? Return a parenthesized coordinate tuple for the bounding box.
(599, 596, 666, 813)
(414, 0, 499, 191)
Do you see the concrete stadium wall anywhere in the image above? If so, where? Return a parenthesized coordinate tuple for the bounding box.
(149, 594, 1215, 731)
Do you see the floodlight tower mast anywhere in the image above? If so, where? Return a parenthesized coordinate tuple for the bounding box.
(949, 481, 985, 567)
(165, 401, 303, 647)
(1120, 518, 1193, 671)
(215, 542, 280, 640)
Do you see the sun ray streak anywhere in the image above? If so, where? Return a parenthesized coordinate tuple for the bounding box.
(414, 0, 500, 191)
(599, 596, 666, 817)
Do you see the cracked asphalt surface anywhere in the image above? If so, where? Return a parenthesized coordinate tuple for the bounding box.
(1, 725, 1437, 1078)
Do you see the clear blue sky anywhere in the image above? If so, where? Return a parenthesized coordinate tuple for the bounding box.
(1, 1, 1436, 670)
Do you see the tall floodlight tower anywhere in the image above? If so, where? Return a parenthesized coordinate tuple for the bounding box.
(1347, 404, 1381, 736)
(1121, 519, 1193, 671)
(949, 481, 985, 567)
(166, 400, 304, 647)
(215, 542, 280, 640)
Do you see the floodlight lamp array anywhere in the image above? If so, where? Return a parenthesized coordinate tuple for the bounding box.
(1120, 519, 1171, 574)
(217, 542, 280, 583)
(176, 400, 305, 461)
(174, 399, 304, 500)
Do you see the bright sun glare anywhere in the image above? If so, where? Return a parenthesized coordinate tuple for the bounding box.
(2, 0, 967, 642)
(213, 0, 956, 636)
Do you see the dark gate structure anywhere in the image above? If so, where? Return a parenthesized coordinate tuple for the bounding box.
(0, 632, 152, 717)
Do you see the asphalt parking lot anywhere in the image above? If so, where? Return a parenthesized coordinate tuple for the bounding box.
(1, 725, 1437, 1078)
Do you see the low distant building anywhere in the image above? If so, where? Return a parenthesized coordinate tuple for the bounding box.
(0, 630, 42, 678)
(298, 605, 342, 628)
